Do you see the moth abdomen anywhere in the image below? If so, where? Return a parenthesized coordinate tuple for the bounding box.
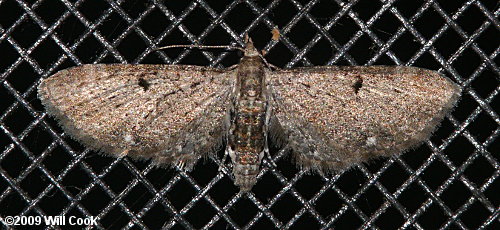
(227, 51, 269, 191)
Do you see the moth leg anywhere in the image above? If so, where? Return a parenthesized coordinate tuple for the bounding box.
(220, 104, 233, 172)
(176, 160, 186, 170)
(264, 150, 276, 167)
(218, 151, 229, 171)
(263, 97, 275, 167)
(118, 149, 129, 158)
(261, 147, 277, 168)
(266, 63, 281, 71)
(226, 64, 239, 70)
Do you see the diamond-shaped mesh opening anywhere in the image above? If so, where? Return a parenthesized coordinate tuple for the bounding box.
(0, 0, 498, 229)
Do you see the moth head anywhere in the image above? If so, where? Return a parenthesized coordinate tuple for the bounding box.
(243, 35, 259, 57)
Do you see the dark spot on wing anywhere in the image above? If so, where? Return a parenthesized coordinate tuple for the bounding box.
(190, 81, 201, 88)
(300, 82, 311, 88)
(353, 76, 363, 94)
(138, 77, 150, 91)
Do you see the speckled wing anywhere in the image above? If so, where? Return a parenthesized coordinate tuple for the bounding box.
(268, 66, 461, 173)
(38, 64, 234, 168)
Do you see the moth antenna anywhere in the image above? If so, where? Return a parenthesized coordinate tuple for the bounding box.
(156, 44, 245, 52)
(157, 40, 277, 70)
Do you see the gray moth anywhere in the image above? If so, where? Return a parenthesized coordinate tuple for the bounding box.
(38, 37, 461, 192)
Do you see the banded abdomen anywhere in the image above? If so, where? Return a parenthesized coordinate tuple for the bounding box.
(228, 54, 268, 191)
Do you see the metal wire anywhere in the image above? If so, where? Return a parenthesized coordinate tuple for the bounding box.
(0, 0, 498, 229)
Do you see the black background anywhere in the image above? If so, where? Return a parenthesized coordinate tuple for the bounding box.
(0, 0, 498, 229)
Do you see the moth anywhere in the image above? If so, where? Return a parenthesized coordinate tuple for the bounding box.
(38, 36, 461, 192)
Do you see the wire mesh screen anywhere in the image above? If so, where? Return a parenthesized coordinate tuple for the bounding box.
(0, 0, 498, 229)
